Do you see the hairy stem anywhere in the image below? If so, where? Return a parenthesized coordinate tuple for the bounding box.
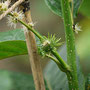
(51, 49, 71, 72)
(19, 19, 43, 40)
(61, 0, 79, 89)
(46, 54, 69, 72)
(18, 17, 71, 73)
(18, 17, 70, 73)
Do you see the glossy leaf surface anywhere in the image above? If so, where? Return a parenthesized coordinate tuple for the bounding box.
(0, 29, 27, 60)
(45, 0, 82, 18)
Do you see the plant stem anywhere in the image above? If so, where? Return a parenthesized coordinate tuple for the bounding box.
(19, 1, 46, 89)
(24, 11, 46, 90)
(19, 16, 71, 74)
(51, 49, 71, 72)
(19, 19, 44, 40)
(61, 0, 79, 89)
(46, 54, 68, 72)
(46, 54, 60, 64)
(9, 12, 43, 40)
(19, 18, 71, 72)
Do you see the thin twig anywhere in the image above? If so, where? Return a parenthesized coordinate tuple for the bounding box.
(24, 10, 46, 90)
(0, 0, 24, 20)
(19, 1, 46, 90)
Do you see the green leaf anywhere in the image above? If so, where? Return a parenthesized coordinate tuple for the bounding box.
(0, 70, 49, 90)
(44, 0, 82, 18)
(0, 29, 25, 42)
(0, 41, 27, 60)
(44, 45, 85, 90)
(0, 29, 40, 60)
(79, 0, 90, 17)
(0, 29, 28, 60)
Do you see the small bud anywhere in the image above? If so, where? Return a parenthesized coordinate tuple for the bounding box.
(73, 23, 82, 34)
(7, 8, 24, 28)
(0, 0, 10, 14)
(11, 8, 24, 20)
(42, 40, 50, 47)
(28, 21, 37, 27)
(28, 22, 34, 27)
(7, 16, 17, 28)
(37, 34, 62, 56)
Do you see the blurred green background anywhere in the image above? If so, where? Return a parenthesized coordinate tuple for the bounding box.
(0, 0, 90, 80)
